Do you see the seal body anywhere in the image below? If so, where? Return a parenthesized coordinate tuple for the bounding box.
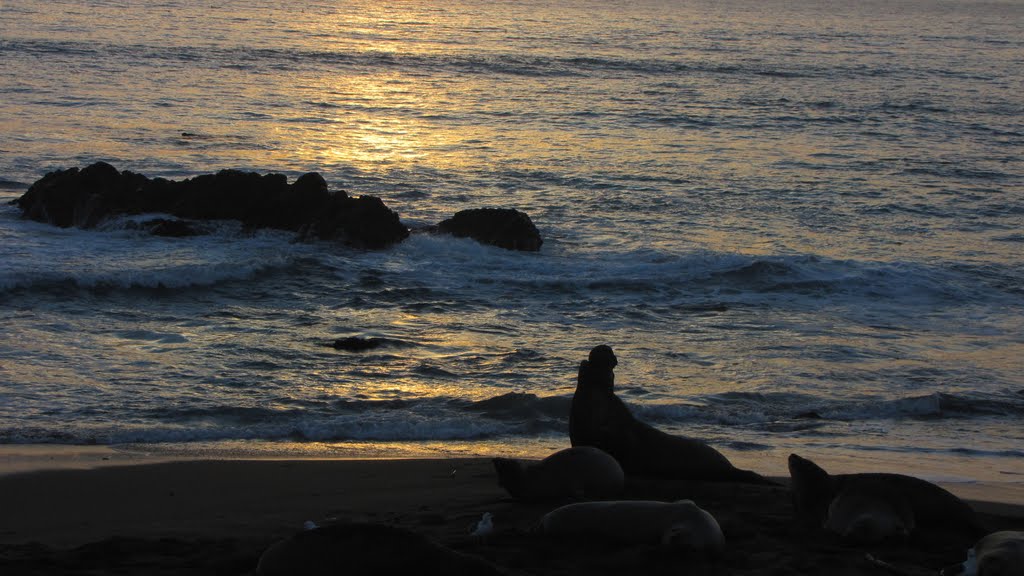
(492, 446, 624, 501)
(788, 454, 985, 544)
(569, 345, 771, 484)
(942, 531, 1024, 576)
(972, 531, 1024, 576)
(540, 499, 725, 556)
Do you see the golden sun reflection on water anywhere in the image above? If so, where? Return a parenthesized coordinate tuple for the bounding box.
(283, 72, 481, 174)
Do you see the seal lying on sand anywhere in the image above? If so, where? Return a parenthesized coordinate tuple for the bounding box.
(492, 446, 624, 501)
(569, 345, 772, 484)
(941, 531, 1024, 576)
(256, 522, 505, 576)
(788, 453, 986, 544)
(540, 499, 725, 556)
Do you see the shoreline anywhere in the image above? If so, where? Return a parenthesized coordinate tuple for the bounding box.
(4, 443, 1021, 503)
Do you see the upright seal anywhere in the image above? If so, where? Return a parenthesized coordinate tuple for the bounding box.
(569, 345, 771, 484)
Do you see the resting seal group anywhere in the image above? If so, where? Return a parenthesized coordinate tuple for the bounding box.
(254, 343, 1016, 573)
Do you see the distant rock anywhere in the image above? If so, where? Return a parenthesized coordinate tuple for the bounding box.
(13, 163, 408, 248)
(332, 336, 387, 352)
(435, 208, 542, 251)
(793, 411, 823, 420)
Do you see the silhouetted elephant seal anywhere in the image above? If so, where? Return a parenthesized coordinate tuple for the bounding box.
(569, 345, 772, 484)
(788, 453, 985, 544)
(256, 523, 505, 576)
(941, 531, 1024, 576)
(492, 446, 624, 501)
(540, 499, 725, 556)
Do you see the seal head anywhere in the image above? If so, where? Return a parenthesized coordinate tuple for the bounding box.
(588, 345, 618, 370)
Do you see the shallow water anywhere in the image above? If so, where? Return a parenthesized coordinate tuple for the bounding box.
(0, 0, 1022, 482)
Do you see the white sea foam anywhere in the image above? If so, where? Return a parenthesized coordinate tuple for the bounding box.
(0, 211, 313, 291)
(340, 232, 1014, 313)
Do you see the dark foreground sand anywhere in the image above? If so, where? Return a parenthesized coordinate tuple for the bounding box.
(1, 458, 1022, 575)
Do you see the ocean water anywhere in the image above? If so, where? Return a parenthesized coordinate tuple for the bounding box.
(0, 0, 1022, 482)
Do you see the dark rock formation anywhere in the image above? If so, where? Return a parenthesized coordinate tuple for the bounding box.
(13, 163, 408, 248)
(435, 208, 542, 251)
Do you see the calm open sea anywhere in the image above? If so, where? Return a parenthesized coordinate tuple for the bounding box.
(0, 0, 1021, 482)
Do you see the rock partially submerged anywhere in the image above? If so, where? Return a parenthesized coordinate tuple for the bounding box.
(332, 336, 388, 352)
(13, 163, 546, 251)
(13, 162, 408, 249)
(435, 207, 543, 251)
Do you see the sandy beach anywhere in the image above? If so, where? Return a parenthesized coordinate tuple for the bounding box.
(1, 451, 1021, 575)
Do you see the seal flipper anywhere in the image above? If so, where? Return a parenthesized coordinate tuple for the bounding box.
(788, 453, 834, 527)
